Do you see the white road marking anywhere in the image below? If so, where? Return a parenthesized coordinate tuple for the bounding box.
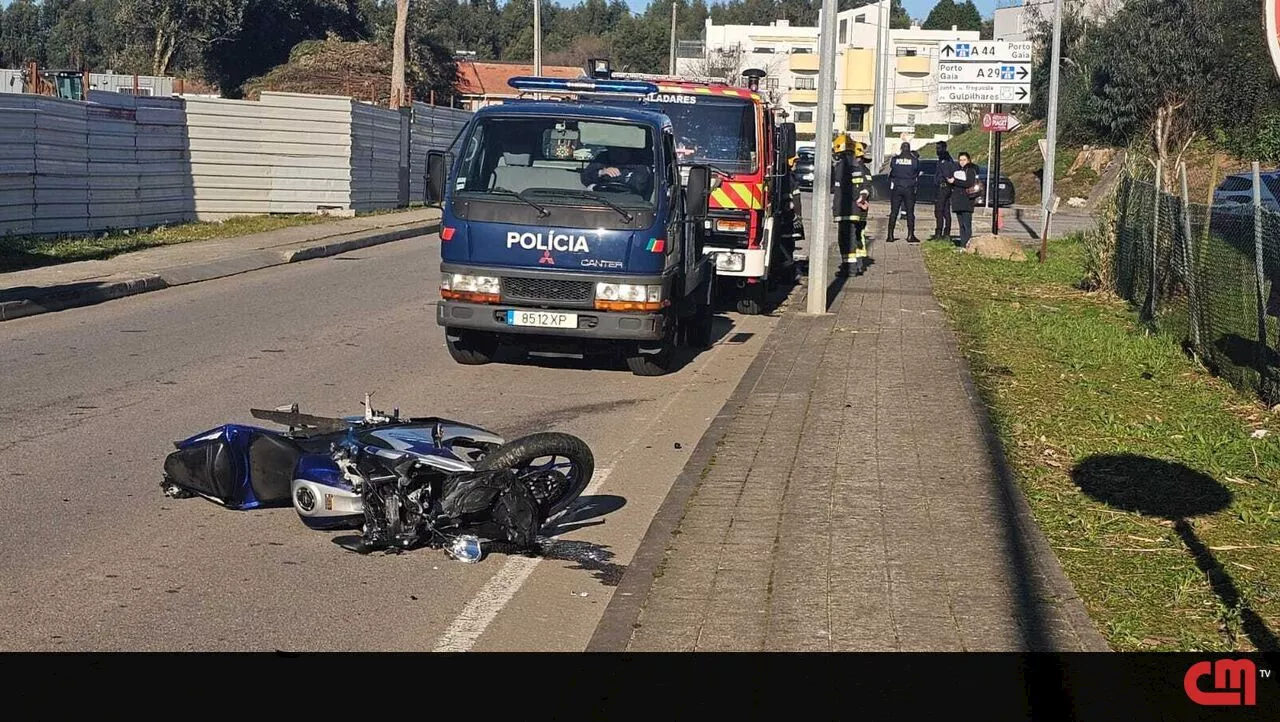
(431, 467, 612, 652)
(429, 325, 750, 652)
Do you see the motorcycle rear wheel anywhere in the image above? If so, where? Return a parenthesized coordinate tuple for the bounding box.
(474, 432, 595, 523)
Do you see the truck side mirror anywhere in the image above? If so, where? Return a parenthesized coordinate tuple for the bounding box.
(426, 150, 446, 206)
(686, 165, 711, 219)
(778, 123, 796, 161)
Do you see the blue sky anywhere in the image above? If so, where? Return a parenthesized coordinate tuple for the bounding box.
(621, 0, 1005, 18)
(0, 0, 1005, 20)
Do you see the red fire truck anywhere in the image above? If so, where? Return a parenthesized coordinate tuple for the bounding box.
(603, 67, 801, 315)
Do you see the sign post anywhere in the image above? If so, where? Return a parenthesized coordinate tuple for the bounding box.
(990, 103, 1003, 235)
(1268, 1, 1280, 79)
(938, 41, 1030, 238)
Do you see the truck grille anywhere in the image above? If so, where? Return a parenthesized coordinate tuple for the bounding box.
(501, 277, 594, 303)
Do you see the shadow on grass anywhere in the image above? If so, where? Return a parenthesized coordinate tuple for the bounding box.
(1072, 453, 1279, 653)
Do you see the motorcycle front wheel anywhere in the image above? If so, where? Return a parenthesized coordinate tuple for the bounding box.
(474, 432, 595, 523)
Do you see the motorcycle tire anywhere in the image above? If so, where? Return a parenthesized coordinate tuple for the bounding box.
(473, 432, 595, 523)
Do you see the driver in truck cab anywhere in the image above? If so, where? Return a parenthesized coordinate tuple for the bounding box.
(580, 142, 655, 198)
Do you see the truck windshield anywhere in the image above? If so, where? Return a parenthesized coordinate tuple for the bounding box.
(651, 96, 757, 174)
(454, 116, 658, 208)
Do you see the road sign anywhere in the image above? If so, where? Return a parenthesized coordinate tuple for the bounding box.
(937, 40, 1032, 106)
(892, 125, 915, 133)
(981, 112, 1022, 132)
(939, 40, 1033, 62)
(938, 83, 1029, 104)
(938, 61, 1030, 84)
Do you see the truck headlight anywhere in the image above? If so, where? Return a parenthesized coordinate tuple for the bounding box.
(441, 273, 500, 303)
(594, 282, 663, 311)
(715, 252, 745, 272)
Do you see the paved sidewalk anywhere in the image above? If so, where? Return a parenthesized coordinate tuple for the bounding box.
(1, 208, 440, 321)
(589, 230, 1111, 652)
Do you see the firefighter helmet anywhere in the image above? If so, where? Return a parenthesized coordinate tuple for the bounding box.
(832, 133, 849, 154)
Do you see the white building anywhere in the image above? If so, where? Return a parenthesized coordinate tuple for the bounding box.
(994, 0, 1121, 42)
(675, 1, 980, 152)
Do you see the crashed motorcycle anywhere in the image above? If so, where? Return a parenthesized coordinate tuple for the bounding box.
(160, 395, 594, 561)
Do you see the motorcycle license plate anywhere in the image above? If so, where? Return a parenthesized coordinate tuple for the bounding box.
(506, 310, 577, 328)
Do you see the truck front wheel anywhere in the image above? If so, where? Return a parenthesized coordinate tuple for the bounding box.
(626, 320, 676, 376)
(445, 328, 499, 365)
(735, 283, 765, 316)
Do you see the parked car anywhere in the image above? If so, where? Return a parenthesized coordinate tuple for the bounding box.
(793, 147, 816, 190)
(1212, 171, 1280, 215)
(867, 158, 1015, 208)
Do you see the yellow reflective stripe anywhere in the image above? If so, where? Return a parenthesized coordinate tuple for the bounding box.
(710, 187, 737, 207)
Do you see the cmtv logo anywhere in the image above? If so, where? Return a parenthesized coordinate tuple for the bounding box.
(1184, 659, 1270, 706)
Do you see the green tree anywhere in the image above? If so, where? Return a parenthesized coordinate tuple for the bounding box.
(1200, 0, 1280, 160)
(0, 0, 46, 68)
(203, 0, 366, 96)
(115, 0, 248, 75)
(922, 0, 956, 30)
(1084, 0, 1215, 189)
(952, 0, 981, 31)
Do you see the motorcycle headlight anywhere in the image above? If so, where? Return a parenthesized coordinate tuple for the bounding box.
(442, 273, 500, 295)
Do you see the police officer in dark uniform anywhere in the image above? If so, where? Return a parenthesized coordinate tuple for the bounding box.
(932, 140, 959, 241)
(886, 141, 921, 243)
(832, 134, 871, 277)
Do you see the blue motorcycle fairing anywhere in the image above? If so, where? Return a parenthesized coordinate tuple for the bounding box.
(164, 416, 509, 520)
(164, 424, 311, 511)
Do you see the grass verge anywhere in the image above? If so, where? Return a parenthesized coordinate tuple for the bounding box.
(0, 206, 417, 274)
(923, 236, 1280, 652)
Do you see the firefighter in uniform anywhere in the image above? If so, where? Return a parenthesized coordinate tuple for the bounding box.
(832, 134, 872, 277)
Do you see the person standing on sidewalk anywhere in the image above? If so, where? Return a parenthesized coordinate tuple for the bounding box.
(948, 152, 981, 247)
(885, 142, 922, 243)
(932, 141, 959, 241)
(832, 135, 872, 277)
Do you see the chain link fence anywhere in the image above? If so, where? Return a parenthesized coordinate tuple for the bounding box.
(1107, 164, 1280, 406)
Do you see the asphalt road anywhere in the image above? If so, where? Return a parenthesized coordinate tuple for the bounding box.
(0, 232, 781, 651)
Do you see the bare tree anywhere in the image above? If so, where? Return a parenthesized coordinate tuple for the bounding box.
(682, 43, 743, 81)
(682, 42, 785, 102)
(390, 0, 409, 109)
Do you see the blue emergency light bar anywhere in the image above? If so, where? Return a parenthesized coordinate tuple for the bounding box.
(507, 76, 659, 97)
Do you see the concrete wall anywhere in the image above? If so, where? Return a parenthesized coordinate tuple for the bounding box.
(0, 90, 472, 236)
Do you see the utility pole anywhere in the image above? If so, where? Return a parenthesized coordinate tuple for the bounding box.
(390, 0, 409, 109)
(669, 1, 679, 75)
(534, 0, 542, 76)
(807, 0, 839, 315)
(871, 0, 890, 172)
(1038, 0, 1064, 261)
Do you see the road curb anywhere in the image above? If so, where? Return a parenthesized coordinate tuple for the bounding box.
(0, 219, 439, 323)
(585, 285, 800, 652)
(0, 273, 168, 322)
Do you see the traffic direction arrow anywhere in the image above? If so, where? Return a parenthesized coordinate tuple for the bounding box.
(938, 61, 1031, 84)
(939, 40, 1032, 63)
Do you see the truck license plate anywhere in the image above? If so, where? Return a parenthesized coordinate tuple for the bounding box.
(506, 310, 577, 328)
